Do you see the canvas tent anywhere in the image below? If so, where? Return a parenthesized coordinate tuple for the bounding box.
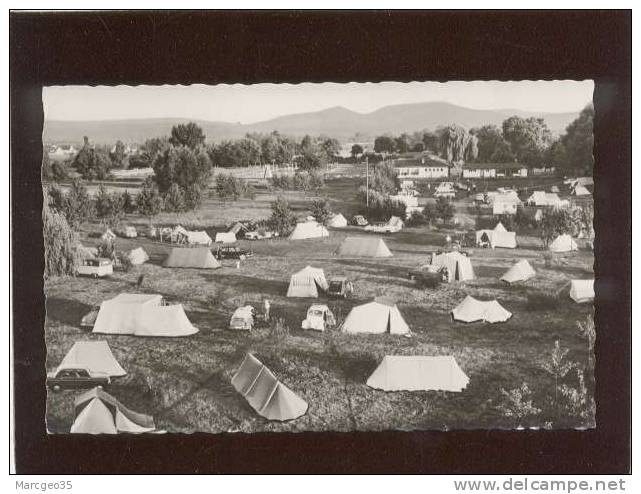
(492, 194, 521, 216)
(327, 213, 348, 228)
(231, 353, 308, 421)
(71, 387, 156, 434)
(163, 247, 221, 269)
(549, 234, 578, 253)
(57, 341, 126, 377)
(572, 185, 591, 196)
(431, 251, 474, 282)
(527, 191, 564, 208)
(186, 231, 213, 246)
(288, 221, 329, 240)
(215, 231, 237, 243)
(92, 293, 198, 337)
(342, 298, 411, 335)
(501, 259, 536, 284)
(475, 223, 517, 249)
(286, 266, 329, 297)
(452, 296, 512, 323)
(569, 279, 595, 303)
(126, 247, 149, 265)
(387, 216, 404, 231)
(101, 229, 116, 242)
(335, 237, 392, 257)
(366, 355, 469, 392)
(494, 222, 507, 233)
(230, 222, 250, 236)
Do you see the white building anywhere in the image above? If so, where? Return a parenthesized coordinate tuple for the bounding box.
(394, 157, 450, 179)
(462, 162, 528, 179)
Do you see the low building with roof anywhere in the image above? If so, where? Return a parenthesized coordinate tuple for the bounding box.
(462, 162, 529, 179)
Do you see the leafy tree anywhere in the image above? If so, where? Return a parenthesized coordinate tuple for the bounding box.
(310, 198, 332, 226)
(435, 196, 455, 223)
(540, 340, 575, 418)
(320, 138, 341, 163)
(422, 131, 439, 154)
(95, 185, 112, 218)
(121, 190, 136, 214)
(41, 153, 70, 182)
(136, 177, 164, 221)
(110, 140, 127, 168)
(350, 143, 364, 160)
(43, 197, 80, 277)
(394, 134, 411, 154)
(411, 142, 425, 152)
(496, 383, 541, 428)
(560, 104, 594, 175)
(539, 207, 573, 247)
(215, 173, 242, 203)
(169, 122, 206, 149)
(74, 137, 112, 180)
(164, 183, 186, 212)
(367, 161, 400, 195)
(308, 170, 325, 191)
(439, 124, 478, 162)
(471, 125, 515, 163)
(374, 135, 396, 154)
(183, 183, 204, 210)
(502, 116, 552, 167)
(422, 203, 437, 225)
(268, 196, 297, 236)
(546, 139, 568, 171)
(129, 137, 171, 169)
(559, 369, 595, 428)
(94, 185, 125, 227)
(63, 179, 95, 229)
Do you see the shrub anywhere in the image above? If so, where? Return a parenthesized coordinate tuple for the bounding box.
(164, 183, 186, 212)
(43, 198, 80, 277)
(496, 382, 541, 428)
(540, 207, 573, 248)
(121, 190, 136, 214)
(58, 179, 95, 229)
(97, 239, 116, 261)
(119, 252, 134, 272)
(435, 196, 455, 223)
(137, 177, 164, 220)
(559, 369, 595, 428)
(268, 196, 297, 236)
(310, 198, 332, 226)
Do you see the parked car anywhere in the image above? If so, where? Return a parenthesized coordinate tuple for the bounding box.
(46, 366, 110, 392)
(301, 304, 336, 331)
(76, 258, 113, 278)
(245, 230, 278, 240)
(352, 215, 369, 226)
(229, 306, 255, 331)
(407, 265, 443, 288)
(213, 246, 253, 260)
(327, 277, 354, 298)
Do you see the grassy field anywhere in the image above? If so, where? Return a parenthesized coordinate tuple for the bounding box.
(45, 175, 595, 433)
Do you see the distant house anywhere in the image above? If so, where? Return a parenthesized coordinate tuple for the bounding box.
(462, 162, 528, 179)
(530, 165, 556, 175)
(394, 156, 450, 179)
(48, 144, 78, 161)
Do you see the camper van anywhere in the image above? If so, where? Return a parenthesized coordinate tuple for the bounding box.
(77, 258, 113, 278)
(327, 277, 354, 298)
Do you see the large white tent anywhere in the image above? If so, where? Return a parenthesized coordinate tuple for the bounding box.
(71, 387, 157, 434)
(92, 293, 198, 337)
(452, 296, 512, 323)
(366, 355, 469, 392)
(327, 213, 348, 228)
(335, 237, 392, 257)
(215, 231, 237, 243)
(342, 298, 411, 335)
(572, 185, 591, 196)
(288, 221, 329, 240)
(570, 279, 595, 303)
(475, 223, 517, 249)
(163, 247, 221, 268)
(231, 354, 308, 421)
(57, 341, 126, 377)
(186, 231, 213, 246)
(431, 251, 475, 282)
(286, 266, 329, 298)
(501, 259, 536, 284)
(126, 247, 149, 265)
(549, 234, 578, 253)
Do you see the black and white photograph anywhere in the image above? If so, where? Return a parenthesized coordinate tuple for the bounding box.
(41, 80, 597, 433)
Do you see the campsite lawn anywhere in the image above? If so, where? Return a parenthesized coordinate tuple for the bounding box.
(45, 190, 595, 432)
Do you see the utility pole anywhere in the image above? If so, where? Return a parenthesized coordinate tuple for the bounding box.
(366, 155, 369, 208)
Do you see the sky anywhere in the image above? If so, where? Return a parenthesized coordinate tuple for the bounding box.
(43, 80, 593, 124)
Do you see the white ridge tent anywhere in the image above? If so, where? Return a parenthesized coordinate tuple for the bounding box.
(231, 353, 308, 421)
(342, 298, 411, 335)
(569, 279, 595, 303)
(215, 231, 237, 243)
(92, 293, 198, 337)
(186, 231, 213, 246)
(572, 185, 591, 196)
(549, 234, 578, 253)
(335, 236, 392, 257)
(366, 355, 469, 392)
(501, 259, 536, 283)
(431, 251, 475, 282)
(163, 247, 221, 269)
(101, 229, 116, 242)
(126, 247, 149, 265)
(57, 341, 126, 377)
(71, 387, 157, 434)
(386, 216, 404, 231)
(286, 266, 329, 297)
(289, 220, 329, 240)
(475, 223, 517, 249)
(493, 222, 507, 233)
(452, 296, 512, 323)
(328, 213, 348, 228)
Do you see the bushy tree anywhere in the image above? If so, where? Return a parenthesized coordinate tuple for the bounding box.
(374, 135, 396, 154)
(560, 104, 594, 175)
(74, 137, 112, 180)
(502, 116, 552, 167)
(350, 143, 364, 160)
(164, 183, 186, 212)
(471, 125, 515, 163)
(43, 197, 80, 277)
(136, 177, 163, 221)
(422, 131, 439, 154)
(41, 153, 69, 182)
(94, 185, 125, 227)
(110, 140, 127, 168)
(540, 340, 575, 418)
(129, 137, 171, 169)
(439, 124, 478, 162)
(310, 198, 331, 226)
(496, 383, 541, 428)
(215, 173, 242, 203)
(269, 196, 297, 236)
(60, 179, 95, 229)
(320, 138, 341, 163)
(183, 183, 204, 210)
(169, 122, 206, 149)
(435, 196, 455, 223)
(357, 188, 407, 222)
(394, 134, 411, 154)
(540, 207, 573, 247)
(559, 369, 595, 428)
(121, 190, 136, 214)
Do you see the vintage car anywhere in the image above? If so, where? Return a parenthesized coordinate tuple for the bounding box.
(301, 304, 336, 332)
(229, 306, 255, 331)
(213, 246, 254, 260)
(351, 215, 369, 226)
(327, 277, 354, 299)
(46, 366, 110, 392)
(76, 258, 113, 278)
(407, 265, 444, 288)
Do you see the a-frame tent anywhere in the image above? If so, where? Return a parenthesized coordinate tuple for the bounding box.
(163, 247, 221, 268)
(286, 266, 329, 298)
(57, 341, 126, 377)
(341, 298, 411, 335)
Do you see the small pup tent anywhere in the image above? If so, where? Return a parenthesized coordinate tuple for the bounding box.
(572, 185, 591, 196)
(163, 247, 221, 269)
(341, 298, 411, 335)
(287, 266, 329, 298)
(57, 341, 126, 377)
(288, 220, 329, 240)
(126, 247, 149, 265)
(71, 387, 156, 434)
(119, 226, 138, 238)
(327, 213, 348, 228)
(475, 224, 517, 249)
(493, 221, 507, 233)
(101, 229, 116, 242)
(570, 279, 595, 303)
(215, 231, 237, 244)
(92, 293, 198, 337)
(431, 251, 474, 282)
(452, 296, 512, 323)
(231, 353, 308, 421)
(186, 230, 213, 246)
(386, 215, 404, 231)
(549, 234, 578, 253)
(335, 236, 392, 257)
(501, 259, 536, 284)
(366, 355, 469, 392)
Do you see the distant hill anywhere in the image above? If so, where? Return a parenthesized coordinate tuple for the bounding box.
(43, 101, 582, 145)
